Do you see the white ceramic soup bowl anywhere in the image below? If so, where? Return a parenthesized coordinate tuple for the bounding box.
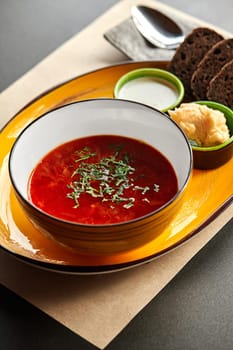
(9, 98, 193, 255)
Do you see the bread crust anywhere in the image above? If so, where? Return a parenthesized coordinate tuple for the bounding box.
(191, 39, 233, 100)
(207, 59, 233, 109)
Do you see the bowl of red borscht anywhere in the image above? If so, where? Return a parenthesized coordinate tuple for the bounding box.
(9, 98, 193, 255)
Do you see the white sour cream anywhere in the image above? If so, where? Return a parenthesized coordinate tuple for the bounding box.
(118, 77, 179, 110)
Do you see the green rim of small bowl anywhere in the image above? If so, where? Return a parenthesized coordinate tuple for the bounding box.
(114, 68, 184, 112)
(191, 101, 233, 151)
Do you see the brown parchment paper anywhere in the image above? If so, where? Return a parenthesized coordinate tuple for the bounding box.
(0, 1, 232, 349)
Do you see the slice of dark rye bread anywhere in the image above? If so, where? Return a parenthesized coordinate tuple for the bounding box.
(168, 27, 224, 100)
(207, 59, 233, 109)
(191, 38, 233, 99)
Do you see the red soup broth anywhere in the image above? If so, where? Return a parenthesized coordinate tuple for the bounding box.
(28, 135, 178, 225)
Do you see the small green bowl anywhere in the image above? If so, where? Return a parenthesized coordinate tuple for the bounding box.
(114, 68, 184, 112)
(192, 101, 233, 169)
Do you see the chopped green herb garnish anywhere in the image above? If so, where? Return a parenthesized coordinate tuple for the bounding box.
(74, 147, 97, 162)
(67, 146, 160, 209)
(134, 185, 150, 195)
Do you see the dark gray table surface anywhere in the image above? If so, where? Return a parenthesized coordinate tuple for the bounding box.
(0, 1, 233, 349)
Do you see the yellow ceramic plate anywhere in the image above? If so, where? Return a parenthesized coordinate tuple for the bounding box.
(0, 61, 233, 273)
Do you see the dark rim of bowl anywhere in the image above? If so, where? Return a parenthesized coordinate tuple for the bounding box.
(8, 98, 193, 229)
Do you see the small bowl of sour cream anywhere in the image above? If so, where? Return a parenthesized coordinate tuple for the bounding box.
(114, 68, 184, 112)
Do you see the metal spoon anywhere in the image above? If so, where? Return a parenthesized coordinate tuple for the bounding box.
(131, 5, 184, 49)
